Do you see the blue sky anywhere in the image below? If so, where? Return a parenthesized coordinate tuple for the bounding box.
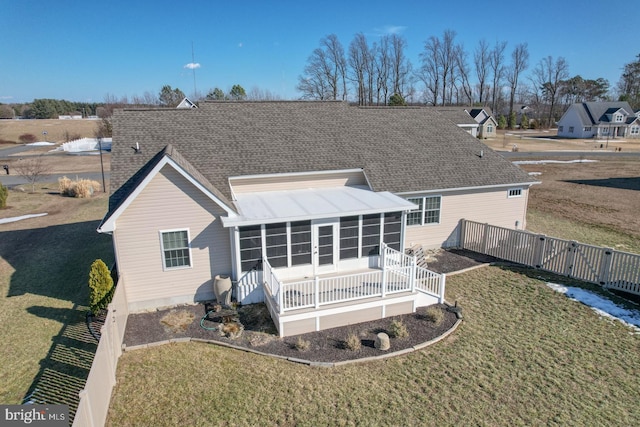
(1, 0, 635, 103)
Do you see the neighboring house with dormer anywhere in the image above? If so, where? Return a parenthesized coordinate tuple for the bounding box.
(431, 108, 480, 138)
(467, 108, 498, 139)
(557, 102, 640, 139)
(98, 101, 537, 336)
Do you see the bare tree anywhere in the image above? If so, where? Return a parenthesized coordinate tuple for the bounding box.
(474, 40, 490, 105)
(246, 87, 281, 100)
(348, 33, 375, 105)
(506, 43, 529, 121)
(439, 30, 459, 106)
(455, 44, 474, 105)
(15, 155, 50, 193)
(532, 56, 570, 128)
(375, 36, 392, 105)
(296, 34, 347, 100)
(389, 34, 412, 99)
(489, 41, 507, 114)
(418, 35, 441, 105)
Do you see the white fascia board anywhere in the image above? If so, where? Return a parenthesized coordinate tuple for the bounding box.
(228, 168, 366, 182)
(395, 181, 541, 197)
(98, 156, 236, 233)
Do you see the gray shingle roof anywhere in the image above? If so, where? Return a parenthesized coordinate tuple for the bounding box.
(109, 101, 536, 211)
(567, 102, 635, 126)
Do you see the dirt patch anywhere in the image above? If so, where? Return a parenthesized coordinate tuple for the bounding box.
(520, 158, 640, 239)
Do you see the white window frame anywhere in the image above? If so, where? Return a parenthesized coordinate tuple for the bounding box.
(508, 188, 523, 198)
(159, 228, 192, 271)
(631, 126, 639, 135)
(614, 113, 623, 123)
(406, 195, 441, 226)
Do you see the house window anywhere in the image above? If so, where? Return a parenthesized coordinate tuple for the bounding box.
(487, 124, 493, 133)
(339, 216, 360, 260)
(569, 126, 574, 133)
(383, 212, 402, 251)
(558, 126, 563, 132)
(601, 127, 610, 135)
(265, 223, 288, 268)
(290, 221, 311, 266)
(614, 114, 623, 123)
(239, 225, 262, 271)
(361, 214, 381, 256)
(584, 127, 591, 132)
(406, 197, 423, 226)
(160, 230, 191, 269)
(406, 196, 441, 226)
(631, 126, 639, 135)
(508, 188, 522, 198)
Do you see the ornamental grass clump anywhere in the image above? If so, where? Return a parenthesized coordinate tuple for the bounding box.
(294, 336, 310, 352)
(0, 184, 7, 209)
(389, 319, 409, 338)
(59, 176, 101, 198)
(345, 333, 361, 351)
(424, 306, 444, 326)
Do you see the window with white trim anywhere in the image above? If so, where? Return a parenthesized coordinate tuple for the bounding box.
(508, 188, 522, 198)
(406, 196, 441, 226)
(161, 230, 191, 269)
(614, 113, 623, 122)
(487, 124, 494, 133)
(239, 225, 262, 271)
(265, 223, 288, 268)
(631, 126, 639, 135)
(584, 127, 591, 132)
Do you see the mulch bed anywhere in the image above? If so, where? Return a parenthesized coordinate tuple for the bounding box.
(120, 249, 490, 363)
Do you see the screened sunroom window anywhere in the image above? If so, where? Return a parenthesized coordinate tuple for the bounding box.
(265, 223, 288, 268)
(239, 225, 262, 271)
(290, 221, 311, 266)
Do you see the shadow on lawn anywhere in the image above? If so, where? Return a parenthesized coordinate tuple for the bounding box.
(23, 305, 98, 419)
(0, 220, 112, 421)
(0, 220, 112, 303)
(563, 177, 640, 192)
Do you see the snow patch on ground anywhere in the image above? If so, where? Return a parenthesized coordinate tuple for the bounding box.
(513, 159, 599, 165)
(546, 282, 640, 334)
(528, 172, 542, 176)
(26, 141, 56, 146)
(0, 213, 48, 225)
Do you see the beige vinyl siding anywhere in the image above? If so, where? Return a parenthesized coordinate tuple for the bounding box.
(405, 187, 529, 249)
(230, 170, 367, 194)
(114, 165, 232, 311)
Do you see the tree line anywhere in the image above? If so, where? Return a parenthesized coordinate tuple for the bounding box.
(296, 30, 631, 128)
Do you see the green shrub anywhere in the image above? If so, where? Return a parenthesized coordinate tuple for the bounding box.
(88, 259, 114, 314)
(388, 319, 409, 338)
(0, 184, 7, 209)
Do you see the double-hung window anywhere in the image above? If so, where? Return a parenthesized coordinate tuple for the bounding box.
(161, 229, 191, 269)
(406, 196, 441, 226)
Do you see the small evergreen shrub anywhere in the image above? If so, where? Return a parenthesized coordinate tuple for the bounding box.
(0, 184, 7, 209)
(88, 259, 114, 314)
(345, 333, 361, 351)
(424, 306, 444, 326)
(389, 319, 409, 338)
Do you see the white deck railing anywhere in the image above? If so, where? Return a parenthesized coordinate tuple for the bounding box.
(263, 244, 445, 314)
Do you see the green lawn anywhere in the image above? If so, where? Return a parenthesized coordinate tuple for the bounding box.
(0, 185, 113, 411)
(107, 266, 640, 426)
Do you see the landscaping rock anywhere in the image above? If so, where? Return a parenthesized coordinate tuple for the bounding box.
(375, 332, 390, 351)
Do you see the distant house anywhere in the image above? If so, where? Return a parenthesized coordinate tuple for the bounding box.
(98, 101, 537, 336)
(431, 108, 479, 138)
(557, 102, 640, 139)
(176, 97, 198, 109)
(467, 108, 498, 139)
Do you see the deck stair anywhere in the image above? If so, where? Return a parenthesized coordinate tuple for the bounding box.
(406, 244, 428, 269)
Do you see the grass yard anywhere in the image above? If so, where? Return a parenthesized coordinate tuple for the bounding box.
(107, 266, 640, 426)
(0, 183, 113, 411)
(0, 119, 100, 145)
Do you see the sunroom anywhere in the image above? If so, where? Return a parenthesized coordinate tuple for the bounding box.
(221, 169, 447, 336)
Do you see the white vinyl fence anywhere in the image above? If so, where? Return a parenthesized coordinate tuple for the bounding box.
(459, 219, 640, 295)
(72, 278, 128, 427)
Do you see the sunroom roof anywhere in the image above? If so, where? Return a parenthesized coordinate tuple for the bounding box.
(221, 185, 417, 227)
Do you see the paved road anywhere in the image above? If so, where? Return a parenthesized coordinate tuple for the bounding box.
(0, 172, 110, 188)
(500, 150, 640, 159)
(0, 145, 40, 158)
